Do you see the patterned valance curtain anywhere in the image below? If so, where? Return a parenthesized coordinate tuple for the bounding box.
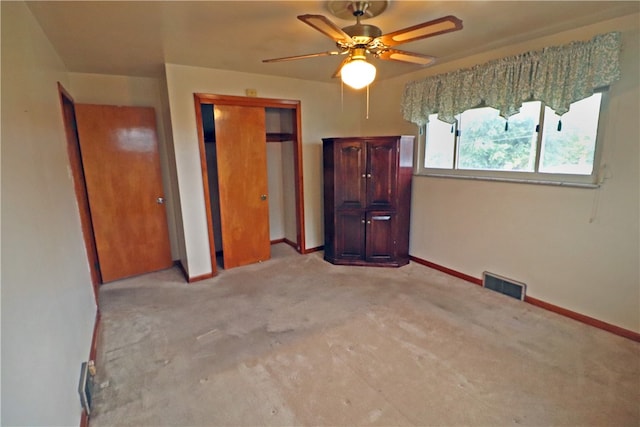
(401, 32, 622, 126)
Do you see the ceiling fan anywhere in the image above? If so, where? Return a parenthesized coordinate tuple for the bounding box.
(263, 0, 463, 89)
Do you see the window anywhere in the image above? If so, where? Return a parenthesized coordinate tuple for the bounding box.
(418, 93, 605, 186)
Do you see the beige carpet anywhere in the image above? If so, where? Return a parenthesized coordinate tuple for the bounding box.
(91, 244, 639, 426)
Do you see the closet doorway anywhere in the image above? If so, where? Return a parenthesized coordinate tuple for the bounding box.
(194, 94, 305, 273)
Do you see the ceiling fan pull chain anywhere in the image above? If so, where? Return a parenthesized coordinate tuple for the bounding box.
(366, 84, 370, 119)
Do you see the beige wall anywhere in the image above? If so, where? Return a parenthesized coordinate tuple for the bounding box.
(282, 141, 298, 244)
(365, 14, 640, 333)
(1, 2, 97, 424)
(267, 143, 286, 239)
(68, 72, 180, 260)
(164, 64, 362, 276)
(265, 108, 293, 241)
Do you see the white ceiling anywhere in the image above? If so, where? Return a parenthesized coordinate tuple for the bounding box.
(26, 1, 639, 84)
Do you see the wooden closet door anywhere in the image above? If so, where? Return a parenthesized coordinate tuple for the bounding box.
(214, 105, 270, 268)
(75, 104, 173, 282)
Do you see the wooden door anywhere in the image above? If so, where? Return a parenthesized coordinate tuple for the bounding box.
(75, 104, 173, 282)
(214, 105, 270, 268)
(367, 139, 398, 209)
(334, 141, 367, 209)
(58, 85, 101, 290)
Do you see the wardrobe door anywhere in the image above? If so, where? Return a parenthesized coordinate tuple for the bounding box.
(333, 140, 367, 209)
(214, 105, 270, 268)
(367, 138, 398, 209)
(335, 210, 366, 261)
(365, 211, 396, 262)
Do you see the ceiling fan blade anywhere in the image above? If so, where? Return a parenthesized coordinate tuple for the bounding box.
(332, 56, 351, 78)
(298, 14, 354, 45)
(378, 15, 463, 47)
(263, 51, 342, 63)
(377, 49, 435, 66)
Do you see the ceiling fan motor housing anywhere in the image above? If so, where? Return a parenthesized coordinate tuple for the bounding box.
(342, 23, 382, 45)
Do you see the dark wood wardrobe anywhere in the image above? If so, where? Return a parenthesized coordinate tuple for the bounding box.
(322, 135, 414, 267)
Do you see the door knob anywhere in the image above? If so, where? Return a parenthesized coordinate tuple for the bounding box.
(156, 197, 165, 204)
(260, 194, 268, 201)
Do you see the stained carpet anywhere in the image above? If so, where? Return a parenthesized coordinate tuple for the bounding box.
(90, 244, 640, 426)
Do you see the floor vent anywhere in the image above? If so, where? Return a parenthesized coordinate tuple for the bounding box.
(483, 272, 526, 300)
(78, 361, 94, 415)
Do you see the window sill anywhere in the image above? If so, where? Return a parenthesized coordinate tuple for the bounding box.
(416, 172, 600, 189)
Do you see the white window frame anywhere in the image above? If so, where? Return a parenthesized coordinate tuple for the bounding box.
(415, 91, 609, 188)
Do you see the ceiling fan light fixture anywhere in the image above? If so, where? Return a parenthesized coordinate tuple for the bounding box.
(341, 57, 376, 89)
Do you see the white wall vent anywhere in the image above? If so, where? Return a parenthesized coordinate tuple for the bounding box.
(483, 272, 526, 300)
